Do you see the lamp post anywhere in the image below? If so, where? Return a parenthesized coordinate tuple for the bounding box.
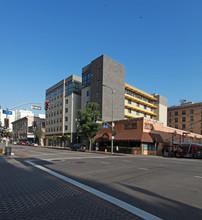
(102, 84, 115, 154)
(75, 118, 79, 143)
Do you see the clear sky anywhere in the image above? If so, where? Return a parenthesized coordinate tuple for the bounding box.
(0, 0, 202, 114)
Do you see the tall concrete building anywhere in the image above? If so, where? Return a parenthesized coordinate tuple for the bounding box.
(81, 55, 125, 121)
(45, 55, 167, 145)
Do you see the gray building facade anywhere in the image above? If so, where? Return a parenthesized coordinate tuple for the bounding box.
(81, 55, 125, 122)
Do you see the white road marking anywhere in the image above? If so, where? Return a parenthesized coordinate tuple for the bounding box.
(139, 168, 149, 171)
(195, 176, 202, 179)
(100, 161, 110, 164)
(26, 160, 162, 220)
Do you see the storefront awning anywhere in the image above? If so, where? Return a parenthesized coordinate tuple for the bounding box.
(94, 131, 155, 143)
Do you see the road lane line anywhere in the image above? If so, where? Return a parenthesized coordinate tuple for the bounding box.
(26, 160, 162, 220)
(139, 168, 149, 171)
(195, 176, 202, 179)
(100, 161, 110, 164)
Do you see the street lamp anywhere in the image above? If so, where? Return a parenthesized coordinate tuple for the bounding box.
(75, 118, 80, 143)
(102, 84, 115, 154)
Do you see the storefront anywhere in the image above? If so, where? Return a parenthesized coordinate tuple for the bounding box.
(94, 118, 202, 155)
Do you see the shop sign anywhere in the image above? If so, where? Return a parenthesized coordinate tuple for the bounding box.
(124, 122, 137, 130)
(144, 122, 154, 130)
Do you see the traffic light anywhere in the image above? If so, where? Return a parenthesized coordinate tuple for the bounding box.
(5, 119, 9, 128)
(94, 114, 98, 122)
(4, 132, 7, 137)
(45, 101, 49, 111)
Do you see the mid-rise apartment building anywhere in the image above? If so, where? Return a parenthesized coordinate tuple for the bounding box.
(45, 75, 82, 143)
(45, 55, 167, 144)
(168, 102, 202, 135)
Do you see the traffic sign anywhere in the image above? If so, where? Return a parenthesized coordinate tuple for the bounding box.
(3, 110, 12, 115)
(31, 105, 42, 110)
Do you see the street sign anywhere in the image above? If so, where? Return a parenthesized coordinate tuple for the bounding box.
(103, 125, 108, 128)
(2, 110, 12, 115)
(31, 105, 42, 110)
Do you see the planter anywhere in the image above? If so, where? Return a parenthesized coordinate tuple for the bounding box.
(131, 150, 142, 154)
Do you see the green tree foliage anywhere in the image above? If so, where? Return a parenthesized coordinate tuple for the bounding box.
(48, 135, 58, 146)
(77, 102, 102, 151)
(34, 130, 45, 145)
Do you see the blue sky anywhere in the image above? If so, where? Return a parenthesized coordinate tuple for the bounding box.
(0, 0, 202, 114)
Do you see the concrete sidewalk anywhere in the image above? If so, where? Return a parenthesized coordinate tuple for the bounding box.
(0, 155, 141, 220)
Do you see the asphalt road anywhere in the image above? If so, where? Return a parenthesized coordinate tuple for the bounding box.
(3, 144, 202, 220)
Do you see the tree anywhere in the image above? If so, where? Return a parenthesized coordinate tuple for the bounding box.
(34, 130, 45, 146)
(58, 135, 70, 147)
(48, 135, 57, 146)
(77, 102, 102, 151)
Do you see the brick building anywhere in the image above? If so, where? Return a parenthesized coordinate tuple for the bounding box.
(168, 102, 202, 135)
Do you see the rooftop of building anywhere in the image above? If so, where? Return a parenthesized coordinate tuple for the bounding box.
(168, 101, 202, 110)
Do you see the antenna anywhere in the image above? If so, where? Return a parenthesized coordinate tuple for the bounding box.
(179, 99, 186, 104)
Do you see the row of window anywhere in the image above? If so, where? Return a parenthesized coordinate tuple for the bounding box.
(127, 100, 154, 112)
(169, 115, 202, 123)
(127, 109, 153, 119)
(169, 108, 202, 116)
(46, 125, 69, 133)
(66, 82, 79, 95)
(46, 86, 63, 99)
(46, 108, 69, 118)
(174, 123, 202, 129)
(125, 89, 154, 104)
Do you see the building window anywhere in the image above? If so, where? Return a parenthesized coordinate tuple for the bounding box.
(87, 90, 90, 96)
(175, 111, 178, 116)
(190, 109, 194, 114)
(65, 108, 68, 113)
(136, 112, 139, 116)
(66, 99, 68, 104)
(65, 126, 68, 130)
(169, 119, 171, 123)
(182, 124, 186, 129)
(66, 82, 72, 95)
(65, 117, 68, 121)
(97, 68, 102, 74)
(182, 110, 186, 115)
(189, 124, 194, 129)
(97, 80, 101, 86)
(82, 71, 91, 87)
(169, 112, 171, 117)
(144, 106, 147, 110)
(190, 116, 194, 121)
(175, 118, 178, 123)
(136, 103, 140, 107)
(97, 91, 100, 98)
(128, 109, 131, 113)
(128, 100, 131, 104)
(182, 117, 186, 122)
(175, 125, 178, 129)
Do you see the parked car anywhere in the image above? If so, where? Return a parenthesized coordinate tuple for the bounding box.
(70, 143, 87, 152)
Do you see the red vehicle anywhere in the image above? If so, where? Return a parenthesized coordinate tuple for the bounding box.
(175, 143, 202, 158)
